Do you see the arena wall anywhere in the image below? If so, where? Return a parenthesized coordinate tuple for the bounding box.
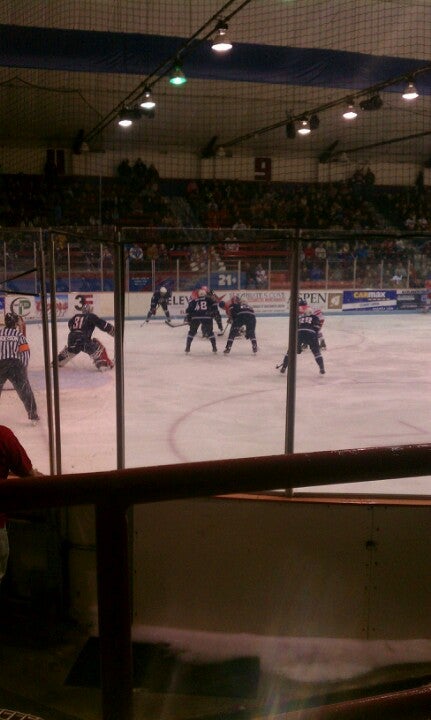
(0, 145, 427, 186)
(2, 288, 426, 325)
(67, 497, 431, 640)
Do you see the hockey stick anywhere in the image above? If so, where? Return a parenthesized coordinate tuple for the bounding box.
(165, 319, 189, 328)
(217, 320, 231, 336)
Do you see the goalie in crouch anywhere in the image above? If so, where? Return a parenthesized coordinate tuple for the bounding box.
(56, 304, 114, 371)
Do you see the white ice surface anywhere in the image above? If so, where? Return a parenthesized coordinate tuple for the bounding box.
(131, 626, 431, 683)
(2, 312, 430, 495)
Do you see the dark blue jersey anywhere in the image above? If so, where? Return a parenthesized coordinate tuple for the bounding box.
(68, 312, 114, 341)
(298, 312, 321, 335)
(230, 301, 255, 325)
(186, 296, 218, 322)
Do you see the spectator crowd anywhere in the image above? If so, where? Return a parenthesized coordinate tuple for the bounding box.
(0, 163, 430, 287)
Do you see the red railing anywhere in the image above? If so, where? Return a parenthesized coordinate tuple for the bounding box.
(1, 443, 431, 720)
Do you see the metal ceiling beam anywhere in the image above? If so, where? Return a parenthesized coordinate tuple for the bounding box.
(83, 0, 253, 146)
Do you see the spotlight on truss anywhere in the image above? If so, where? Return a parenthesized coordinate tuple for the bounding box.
(359, 95, 383, 111)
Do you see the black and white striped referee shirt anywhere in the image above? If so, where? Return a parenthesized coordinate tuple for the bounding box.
(0, 328, 30, 366)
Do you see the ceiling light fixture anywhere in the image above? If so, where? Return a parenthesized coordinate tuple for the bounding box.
(402, 80, 419, 100)
(169, 60, 187, 86)
(118, 107, 136, 127)
(140, 87, 156, 110)
(297, 118, 311, 136)
(342, 101, 358, 120)
(359, 94, 383, 111)
(211, 20, 233, 53)
(118, 106, 143, 127)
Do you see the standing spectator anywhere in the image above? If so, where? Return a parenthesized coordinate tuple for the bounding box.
(0, 312, 39, 422)
(44, 155, 58, 189)
(133, 158, 147, 183)
(221, 295, 258, 354)
(0, 425, 42, 585)
(145, 286, 171, 323)
(117, 159, 132, 183)
(146, 163, 160, 188)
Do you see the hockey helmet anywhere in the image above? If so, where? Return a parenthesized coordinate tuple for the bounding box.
(219, 300, 226, 309)
(197, 288, 206, 298)
(4, 312, 19, 328)
(159, 286, 167, 295)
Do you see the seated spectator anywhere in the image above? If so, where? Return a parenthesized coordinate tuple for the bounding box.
(224, 234, 239, 252)
(244, 262, 256, 288)
(405, 213, 416, 230)
(309, 263, 324, 281)
(128, 243, 144, 262)
(255, 263, 267, 289)
(186, 180, 199, 198)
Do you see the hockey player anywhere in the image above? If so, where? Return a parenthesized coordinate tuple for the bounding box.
(189, 286, 224, 337)
(0, 312, 39, 422)
(56, 304, 114, 371)
(219, 296, 246, 339)
(222, 295, 258, 354)
(207, 289, 224, 334)
(198, 289, 223, 336)
(298, 299, 326, 350)
(185, 288, 218, 353)
(189, 285, 208, 301)
(420, 279, 431, 312)
(278, 308, 325, 375)
(145, 286, 171, 323)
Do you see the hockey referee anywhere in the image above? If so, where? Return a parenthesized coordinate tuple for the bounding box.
(0, 312, 39, 422)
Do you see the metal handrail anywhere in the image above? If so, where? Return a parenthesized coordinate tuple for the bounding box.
(2, 444, 430, 513)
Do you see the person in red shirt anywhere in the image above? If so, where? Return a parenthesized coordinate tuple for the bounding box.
(0, 425, 41, 584)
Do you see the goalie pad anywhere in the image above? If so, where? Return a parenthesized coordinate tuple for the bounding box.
(57, 346, 75, 366)
(91, 339, 114, 370)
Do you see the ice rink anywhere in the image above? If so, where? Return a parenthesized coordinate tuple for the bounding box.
(2, 311, 430, 497)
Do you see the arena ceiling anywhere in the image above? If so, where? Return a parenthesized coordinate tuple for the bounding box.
(1, 0, 431, 166)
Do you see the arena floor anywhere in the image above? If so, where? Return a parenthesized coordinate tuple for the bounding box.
(3, 311, 430, 497)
